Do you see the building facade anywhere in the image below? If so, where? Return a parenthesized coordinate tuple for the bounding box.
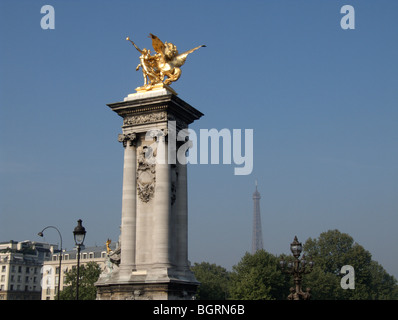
(0, 240, 57, 300)
(41, 244, 113, 300)
(0, 240, 113, 300)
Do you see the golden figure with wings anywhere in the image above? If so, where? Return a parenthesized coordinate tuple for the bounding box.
(126, 34, 205, 90)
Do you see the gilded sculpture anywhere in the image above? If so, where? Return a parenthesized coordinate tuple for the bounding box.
(106, 239, 112, 254)
(126, 34, 205, 90)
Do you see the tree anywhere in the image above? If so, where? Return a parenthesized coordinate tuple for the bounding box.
(191, 231, 397, 300)
(368, 260, 398, 300)
(58, 261, 101, 300)
(191, 262, 230, 299)
(229, 250, 289, 300)
(303, 229, 398, 300)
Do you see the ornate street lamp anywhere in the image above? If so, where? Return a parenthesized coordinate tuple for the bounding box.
(73, 219, 86, 300)
(280, 236, 314, 300)
(38, 226, 63, 300)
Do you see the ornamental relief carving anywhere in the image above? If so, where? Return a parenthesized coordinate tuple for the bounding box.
(171, 182, 176, 206)
(170, 164, 178, 206)
(118, 133, 136, 147)
(124, 111, 167, 126)
(136, 145, 156, 203)
(168, 114, 188, 130)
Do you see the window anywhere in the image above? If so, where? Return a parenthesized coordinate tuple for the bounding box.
(26, 267, 29, 273)
(18, 266, 22, 273)
(1, 266, 6, 272)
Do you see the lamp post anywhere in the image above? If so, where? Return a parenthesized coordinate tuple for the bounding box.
(279, 236, 314, 300)
(73, 219, 86, 300)
(38, 226, 63, 300)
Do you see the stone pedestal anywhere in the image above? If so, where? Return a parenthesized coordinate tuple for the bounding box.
(95, 87, 203, 300)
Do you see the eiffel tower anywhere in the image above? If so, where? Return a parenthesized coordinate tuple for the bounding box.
(252, 180, 264, 254)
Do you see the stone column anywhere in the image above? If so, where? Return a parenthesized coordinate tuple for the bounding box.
(175, 159, 189, 271)
(153, 132, 172, 269)
(96, 90, 203, 299)
(118, 133, 137, 277)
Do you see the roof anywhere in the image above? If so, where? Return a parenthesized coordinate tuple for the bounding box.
(52, 243, 118, 259)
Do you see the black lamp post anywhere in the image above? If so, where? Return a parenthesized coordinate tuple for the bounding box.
(73, 219, 86, 300)
(279, 236, 314, 300)
(38, 226, 63, 300)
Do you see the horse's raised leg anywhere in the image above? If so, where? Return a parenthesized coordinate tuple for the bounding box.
(164, 68, 181, 85)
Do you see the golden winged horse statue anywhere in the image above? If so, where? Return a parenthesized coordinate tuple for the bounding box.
(126, 33, 206, 89)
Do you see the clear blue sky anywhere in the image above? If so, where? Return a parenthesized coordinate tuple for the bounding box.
(1, 1, 397, 279)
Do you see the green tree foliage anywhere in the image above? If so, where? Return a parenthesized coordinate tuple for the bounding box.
(192, 230, 397, 300)
(303, 229, 398, 300)
(368, 260, 398, 299)
(228, 250, 289, 300)
(191, 262, 230, 299)
(58, 261, 101, 300)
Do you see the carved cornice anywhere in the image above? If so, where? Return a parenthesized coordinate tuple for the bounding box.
(107, 94, 203, 127)
(120, 105, 168, 119)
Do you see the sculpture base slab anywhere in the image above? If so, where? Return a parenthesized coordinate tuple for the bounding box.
(96, 280, 198, 300)
(96, 266, 199, 300)
(124, 83, 178, 101)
